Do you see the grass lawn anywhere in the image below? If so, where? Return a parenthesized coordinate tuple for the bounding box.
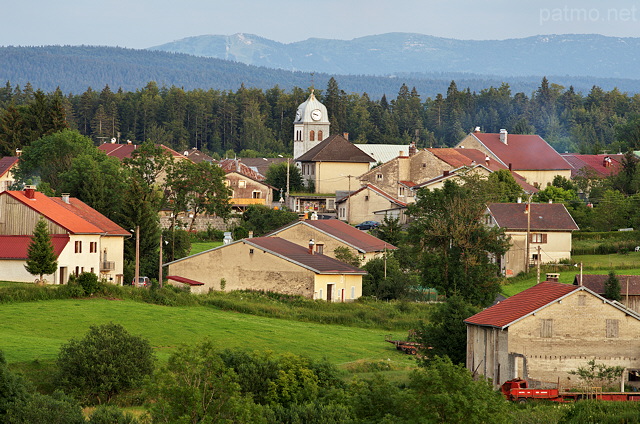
(189, 241, 223, 255)
(0, 298, 414, 370)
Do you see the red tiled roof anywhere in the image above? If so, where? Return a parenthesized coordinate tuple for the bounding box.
(245, 237, 366, 274)
(0, 234, 69, 259)
(399, 180, 417, 188)
(238, 157, 288, 177)
(51, 198, 129, 236)
(487, 203, 579, 231)
(426, 148, 538, 193)
(167, 275, 204, 286)
(218, 159, 266, 181)
(465, 282, 578, 328)
(468, 133, 571, 171)
(303, 219, 397, 253)
(0, 156, 19, 178)
(98, 143, 188, 161)
(297, 134, 375, 163)
(574, 274, 640, 296)
(561, 154, 623, 178)
(3, 191, 104, 234)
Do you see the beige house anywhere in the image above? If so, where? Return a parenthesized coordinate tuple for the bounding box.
(166, 236, 365, 301)
(0, 157, 19, 192)
(0, 187, 127, 284)
(336, 184, 407, 225)
(296, 134, 374, 194)
(456, 129, 572, 188)
(466, 281, 640, 389)
(486, 202, 579, 277)
(218, 159, 274, 211)
(266, 218, 396, 264)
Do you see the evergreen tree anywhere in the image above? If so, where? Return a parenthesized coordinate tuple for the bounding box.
(24, 217, 58, 283)
(604, 271, 622, 301)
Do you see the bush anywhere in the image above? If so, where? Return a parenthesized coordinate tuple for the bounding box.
(88, 405, 140, 424)
(76, 272, 100, 295)
(57, 323, 155, 404)
(5, 391, 85, 424)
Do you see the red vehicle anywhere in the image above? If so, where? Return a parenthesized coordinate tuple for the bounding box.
(501, 378, 640, 403)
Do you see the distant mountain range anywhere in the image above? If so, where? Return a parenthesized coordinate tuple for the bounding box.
(3, 33, 640, 98)
(149, 32, 640, 80)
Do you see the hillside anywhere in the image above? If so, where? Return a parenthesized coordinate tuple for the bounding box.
(150, 32, 640, 80)
(3, 45, 640, 98)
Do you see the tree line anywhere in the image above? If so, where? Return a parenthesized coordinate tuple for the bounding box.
(4, 77, 640, 159)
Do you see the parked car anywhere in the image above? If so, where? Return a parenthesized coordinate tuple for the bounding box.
(355, 221, 380, 230)
(132, 276, 151, 287)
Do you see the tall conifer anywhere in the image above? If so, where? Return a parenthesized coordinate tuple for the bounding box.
(24, 216, 58, 283)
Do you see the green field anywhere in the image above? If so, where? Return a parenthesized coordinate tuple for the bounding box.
(189, 241, 223, 255)
(0, 298, 414, 370)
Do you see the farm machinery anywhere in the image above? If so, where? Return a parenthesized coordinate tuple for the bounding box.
(501, 378, 640, 403)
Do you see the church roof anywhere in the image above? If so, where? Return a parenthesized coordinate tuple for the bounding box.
(294, 91, 329, 124)
(296, 134, 375, 163)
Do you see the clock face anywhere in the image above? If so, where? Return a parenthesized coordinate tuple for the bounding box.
(295, 109, 301, 121)
(311, 109, 322, 121)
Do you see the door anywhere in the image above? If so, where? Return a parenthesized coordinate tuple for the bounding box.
(327, 284, 334, 302)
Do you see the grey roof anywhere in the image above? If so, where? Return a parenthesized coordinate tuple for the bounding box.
(354, 144, 411, 164)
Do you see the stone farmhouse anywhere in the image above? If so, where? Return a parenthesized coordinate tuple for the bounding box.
(466, 281, 640, 389)
(166, 236, 365, 301)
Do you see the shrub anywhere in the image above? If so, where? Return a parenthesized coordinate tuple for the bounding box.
(57, 323, 155, 404)
(76, 272, 100, 296)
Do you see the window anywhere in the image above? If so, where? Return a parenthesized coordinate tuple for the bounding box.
(485, 215, 492, 225)
(530, 233, 547, 244)
(318, 130, 323, 140)
(252, 191, 261, 199)
(75, 266, 79, 276)
(540, 319, 553, 338)
(364, 195, 369, 201)
(310, 130, 315, 141)
(74, 241, 82, 253)
(606, 319, 619, 338)
(224, 180, 230, 187)
(399, 187, 405, 197)
(90, 242, 97, 253)
(238, 180, 246, 188)
(315, 243, 324, 254)
(376, 173, 383, 181)
(249, 249, 254, 254)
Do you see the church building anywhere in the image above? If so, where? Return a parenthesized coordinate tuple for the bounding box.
(293, 91, 330, 159)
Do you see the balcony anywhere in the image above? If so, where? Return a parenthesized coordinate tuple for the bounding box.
(100, 261, 115, 272)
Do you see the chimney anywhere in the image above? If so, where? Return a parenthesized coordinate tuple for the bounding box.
(342, 132, 349, 141)
(485, 156, 491, 166)
(308, 239, 315, 254)
(517, 197, 522, 203)
(399, 151, 405, 157)
(546, 273, 560, 283)
(248, 231, 253, 239)
(499, 129, 508, 144)
(15, 148, 22, 157)
(409, 142, 417, 156)
(443, 170, 450, 177)
(61, 193, 70, 204)
(24, 185, 36, 199)
(508, 163, 512, 171)
(474, 126, 481, 133)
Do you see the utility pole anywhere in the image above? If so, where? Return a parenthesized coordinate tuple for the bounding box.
(536, 245, 541, 284)
(525, 194, 533, 271)
(159, 232, 163, 288)
(134, 225, 140, 286)
(347, 175, 352, 224)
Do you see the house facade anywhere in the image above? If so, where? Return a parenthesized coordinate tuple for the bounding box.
(456, 129, 572, 188)
(486, 202, 579, 277)
(166, 237, 365, 301)
(0, 157, 19, 192)
(466, 282, 640, 389)
(266, 218, 396, 264)
(336, 184, 407, 225)
(0, 188, 127, 284)
(296, 134, 374, 194)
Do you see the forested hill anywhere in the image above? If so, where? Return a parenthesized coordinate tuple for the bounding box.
(2, 45, 640, 97)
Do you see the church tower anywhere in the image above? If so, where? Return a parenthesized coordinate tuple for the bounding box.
(293, 91, 330, 159)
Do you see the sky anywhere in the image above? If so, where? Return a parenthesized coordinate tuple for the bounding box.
(3, 0, 640, 48)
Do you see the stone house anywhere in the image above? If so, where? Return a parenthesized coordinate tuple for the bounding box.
(166, 236, 365, 300)
(574, 274, 640, 314)
(0, 187, 127, 284)
(266, 218, 396, 264)
(219, 159, 274, 211)
(486, 202, 579, 277)
(465, 281, 640, 389)
(456, 129, 572, 188)
(335, 184, 407, 225)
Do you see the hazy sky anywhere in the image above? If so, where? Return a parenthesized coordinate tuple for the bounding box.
(3, 0, 640, 48)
